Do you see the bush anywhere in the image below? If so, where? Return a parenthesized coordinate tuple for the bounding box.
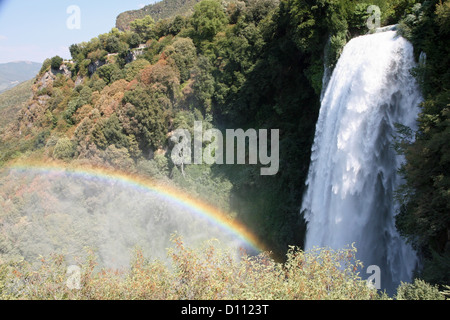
(395, 279, 445, 300)
(0, 237, 381, 300)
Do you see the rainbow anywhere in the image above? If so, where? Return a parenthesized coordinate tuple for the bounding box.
(5, 160, 267, 253)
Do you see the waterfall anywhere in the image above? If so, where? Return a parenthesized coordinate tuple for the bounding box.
(301, 30, 422, 294)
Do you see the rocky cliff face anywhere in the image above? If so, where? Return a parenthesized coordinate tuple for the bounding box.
(1, 63, 72, 141)
(37, 64, 72, 91)
(88, 60, 106, 76)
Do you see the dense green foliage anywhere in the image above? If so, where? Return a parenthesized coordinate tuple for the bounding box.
(50, 56, 64, 70)
(0, 0, 448, 298)
(395, 278, 445, 300)
(395, 0, 450, 287)
(2, 237, 447, 300)
(0, 79, 33, 130)
(191, 0, 229, 41)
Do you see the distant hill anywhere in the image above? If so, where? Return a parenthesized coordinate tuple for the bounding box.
(116, 0, 201, 31)
(0, 61, 41, 93)
(0, 78, 33, 131)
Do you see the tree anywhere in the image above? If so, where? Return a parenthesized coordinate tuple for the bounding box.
(169, 15, 187, 35)
(243, 0, 280, 24)
(53, 137, 75, 160)
(122, 85, 167, 151)
(164, 37, 197, 83)
(51, 56, 64, 70)
(128, 32, 142, 48)
(190, 55, 215, 114)
(87, 49, 108, 62)
(191, 0, 229, 41)
(105, 36, 121, 53)
(102, 144, 135, 170)
(124, 59, 151, 82)
(97, 63, 124, 85)
(140, 61, 181, 101)
(40, 58, 51, 74)
(130, 15, 156, 40)
(63, 85, 93, 125)
(102, 114, 130, 150)
(69, 44, 83, 60)
(288, 0, 348, 59)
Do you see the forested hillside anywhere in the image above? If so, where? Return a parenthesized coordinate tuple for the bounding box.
(0, 0, 448, 298)
(116, 0, 201, 30)
(0, 79, 34, 130)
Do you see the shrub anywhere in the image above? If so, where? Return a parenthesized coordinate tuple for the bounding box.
(0, 237, 382, 300)
(395, 279, 446, 300)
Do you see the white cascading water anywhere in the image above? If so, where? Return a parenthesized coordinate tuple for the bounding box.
(301, 30, 422, 293)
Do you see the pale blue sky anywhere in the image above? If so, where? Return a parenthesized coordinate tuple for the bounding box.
(0, 0, 159, 64)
